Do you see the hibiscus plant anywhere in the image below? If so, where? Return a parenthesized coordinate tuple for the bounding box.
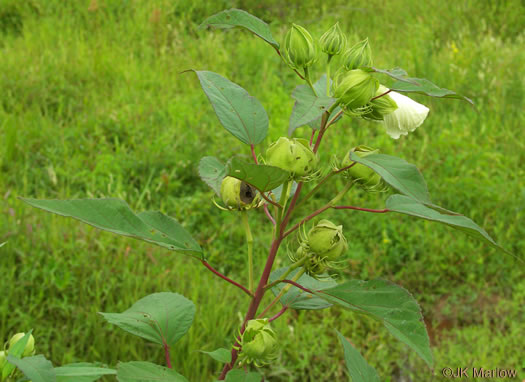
(5, 8, 512, 382)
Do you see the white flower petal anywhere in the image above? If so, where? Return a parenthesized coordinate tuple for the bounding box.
(381, 91, 429, 139)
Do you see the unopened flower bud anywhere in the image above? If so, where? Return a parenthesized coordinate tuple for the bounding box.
(333, 69, 379, 111)
(283, 24, 317, 69)
(319, 22, 346, 56)
(307, 219, 348, 261)
(341, 146, 382, 190)
(9, 333, 35, 357)
(0, 350, 6, 370)
(239, 319, 278, 366)
(364, 85, 398, 121)
(266, 137, 318, 180)
(342, 38, 372, 70)
(220, 176, 258, 210)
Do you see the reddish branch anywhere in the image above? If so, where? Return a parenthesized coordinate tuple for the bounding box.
(201, 261, 254, 298)
(268, 305, 289, 322)
(163, 341, 172, 368)
(333, 206, 389, 213)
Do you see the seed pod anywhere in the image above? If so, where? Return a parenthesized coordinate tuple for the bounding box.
(333, 69, 379, 111)
(266, 137, 318, 180)
(282, 24, 318, 69)
(342, 38, 372, 70)
(319, 22, 346, 56)
(364, 85, 398, 121)
(341, 145, 383, 191)
(239, 319, 278, 366)
(220, 176, 258, 210)
(8, 333, 35, 357)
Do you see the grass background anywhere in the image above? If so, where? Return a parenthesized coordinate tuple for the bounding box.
(1, 0, 524, 380)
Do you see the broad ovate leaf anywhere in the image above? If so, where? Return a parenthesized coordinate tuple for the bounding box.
(6, 355, 56, 382)
(227, 158, 289, 192)
(21, 198, 202, 258)
(199, 156, 226, 196)
(336, 331, 380, 382)
(117, 361, 188, 382)
(100, 293, 195, 347)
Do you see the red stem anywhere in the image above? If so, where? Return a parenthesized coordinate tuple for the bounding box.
(309, 129, 316, 146)
(250, 144, 258, 164)
(163, 342, 172, 368)
(283, 204, 330, 238)
(333, 206, 389, 213)
(268, 305, 289, 323)
(280, 279, 314, 294)
(264, 204, 276, 226)
(371, 89, 392, 101)
(201, 261, 254, 298)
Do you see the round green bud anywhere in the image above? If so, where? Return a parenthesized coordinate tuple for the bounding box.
(266, 137, 318, 180)
(283, 23, 317, 69)
(0, 350, 6, 370)
(220, 176, 258, 210)
(342, 146, 382, 190)
(240, 319, 278, 366)
(333, 69, 379, 111)
(342, 38, 372, 70)
(307, 219, 348, 260)
(364, 85, 398, 121)
(319, 22, 346, 56)
(9, 333, 35, 357)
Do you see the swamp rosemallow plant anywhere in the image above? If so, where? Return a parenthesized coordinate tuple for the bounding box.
(7, 8, 516, 382)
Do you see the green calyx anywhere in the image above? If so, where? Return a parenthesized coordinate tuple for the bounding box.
(333, 69, 379, 112)
(341, 145, 383, 191)
(283, 23, 318, 70)
(319, 22, 347, 56)
(364, 85, 398, 121)
(238, 319, 278, 367)
(292, 220, 348, 278)
(266, 137, 319, 181)
(220, 176, 259, 211)
(342, 38, 372, 70)
(9, 332, 35, 357)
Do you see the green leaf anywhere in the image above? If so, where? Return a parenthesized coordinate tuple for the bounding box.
(336, 330, 380, 382)
(391, 77, 474, 105)
(116, 361, 188, 382)
(349, 152, 430, 204)
(371, 67, 473, 105)
(192, 71, 268, 145)
(3, 331, 33, 378)
(199, 156, 226, 196)
(288, 81, 337, 136)
(271, 181, 297, 201)
(386, 194, 509, 254)
(21, 198, 202, 258)
(6, 355, 56, 382)
(223, 370, 262, 382)
(0, 241, 5, 247)
(99, 292, 195, 347)
(316, 279, 433, 367)
(199, 348, 231, 364)
(269, 267, 337, 310)
(55, 363, 116, 382)
(199, 8, 279, 50)
(227, 157, 289, 192)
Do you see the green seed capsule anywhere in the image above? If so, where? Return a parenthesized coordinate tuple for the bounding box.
(220, 176, 258, 210)
(239, 319, 278, 366)
(307, 219, 348, 261)
(266, 137, 318, 180)
(333, 69, 379, 111)
(341, 145, 383, 191)
(342, 38, 372, 70)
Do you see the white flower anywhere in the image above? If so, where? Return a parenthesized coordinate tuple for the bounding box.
(381, 91, 429, 139)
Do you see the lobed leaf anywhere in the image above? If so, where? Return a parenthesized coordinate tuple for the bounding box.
(336, 330, 380, 382)
(199, 8, 279, 50)
(191, 71, 268, 145)
(316, 279, 433, 367)
(21, 198, 202, 258)
(99, 292, 195, 347)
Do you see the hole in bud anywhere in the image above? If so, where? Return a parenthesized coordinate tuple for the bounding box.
(240, 182, 256, 204)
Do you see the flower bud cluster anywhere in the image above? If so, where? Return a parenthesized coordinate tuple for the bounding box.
(292, 220, 348, 278)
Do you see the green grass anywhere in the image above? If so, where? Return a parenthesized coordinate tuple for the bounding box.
(1, 0, 524, 380)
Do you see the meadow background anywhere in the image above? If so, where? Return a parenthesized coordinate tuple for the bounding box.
(1, 0, 524, 380)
